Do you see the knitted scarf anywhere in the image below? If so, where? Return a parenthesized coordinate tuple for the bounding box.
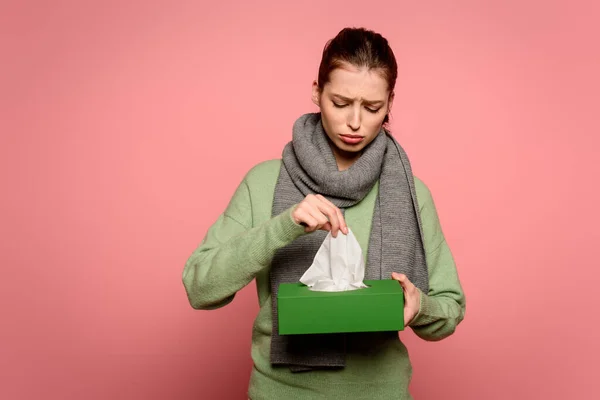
(270, 112, 428, 371)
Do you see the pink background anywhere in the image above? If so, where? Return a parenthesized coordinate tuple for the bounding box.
(2, 1, 599, 399)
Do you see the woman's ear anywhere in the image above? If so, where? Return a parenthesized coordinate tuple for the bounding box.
(387, 91, 395, 114)
(311, 80, 321, 107)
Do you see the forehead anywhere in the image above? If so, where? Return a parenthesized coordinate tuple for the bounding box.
(324, 63, 389, 99)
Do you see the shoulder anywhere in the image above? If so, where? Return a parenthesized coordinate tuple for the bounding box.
(246, 159, 281, 181)
(225, 159, 282, 220)
(413, 175, 434, 212)
(244, 159, 281, 183)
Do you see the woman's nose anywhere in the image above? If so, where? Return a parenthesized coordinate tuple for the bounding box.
(347, 108, 361, 131)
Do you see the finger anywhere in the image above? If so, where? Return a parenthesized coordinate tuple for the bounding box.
(316, 195, 348, 235)
(391, 272, 409, 288)
(306, 202, 331, 232)
(393, 273, 417, 296)
(309, 196, 340, 237)
(294, 207, 320, 233)
(308, 195, 339, 236)
(392, 273, 412, 323)
(391, 272, 406, 282)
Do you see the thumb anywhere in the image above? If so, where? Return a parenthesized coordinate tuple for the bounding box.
(391, 272, 407, 288)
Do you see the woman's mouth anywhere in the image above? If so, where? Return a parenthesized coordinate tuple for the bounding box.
(339, 134, 364, 145)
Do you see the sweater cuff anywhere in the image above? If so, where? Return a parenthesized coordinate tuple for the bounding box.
(277, 205, 307, 241)
(409, 288, 437, 327)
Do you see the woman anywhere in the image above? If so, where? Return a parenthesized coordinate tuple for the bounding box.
(183, 27, 466, 399)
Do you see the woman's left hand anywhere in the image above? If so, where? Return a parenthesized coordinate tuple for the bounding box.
(391, 272, 421, 326)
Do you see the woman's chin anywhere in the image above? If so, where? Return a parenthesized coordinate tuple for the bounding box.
(333, 141, 364, 159)
(336, 139, 365, 153)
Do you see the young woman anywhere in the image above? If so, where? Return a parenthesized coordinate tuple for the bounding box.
(183, 27, 466, 400)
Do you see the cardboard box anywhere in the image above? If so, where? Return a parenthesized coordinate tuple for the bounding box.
(277, 279, 404, 335)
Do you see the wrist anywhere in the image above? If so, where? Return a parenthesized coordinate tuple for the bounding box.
(407, 288, 424, 327)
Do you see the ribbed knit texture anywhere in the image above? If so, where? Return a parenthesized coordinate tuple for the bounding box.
(269, 113, 428, 371)
(182, 158, 466, 399)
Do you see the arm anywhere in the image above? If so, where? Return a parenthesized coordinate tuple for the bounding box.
(182, 178, 306, 310)
(409, 184, 466, 341)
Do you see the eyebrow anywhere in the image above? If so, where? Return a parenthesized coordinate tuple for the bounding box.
(330, 93, 385, 106)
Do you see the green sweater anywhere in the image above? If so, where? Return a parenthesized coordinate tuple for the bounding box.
(183, 159, 466, 400)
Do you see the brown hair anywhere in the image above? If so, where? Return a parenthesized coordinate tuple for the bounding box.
(317, 27, 398, 125)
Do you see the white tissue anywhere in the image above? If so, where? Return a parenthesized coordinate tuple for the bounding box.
(299, 229, 368, 292)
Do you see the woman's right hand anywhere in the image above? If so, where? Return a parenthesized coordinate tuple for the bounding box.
(291, 194, 348, 237)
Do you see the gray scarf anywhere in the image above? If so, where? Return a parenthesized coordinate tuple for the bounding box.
(270, 113, 428, 371)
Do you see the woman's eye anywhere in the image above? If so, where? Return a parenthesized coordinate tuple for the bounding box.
(333, 102, 347, 108)
(366, 107, 381, 113)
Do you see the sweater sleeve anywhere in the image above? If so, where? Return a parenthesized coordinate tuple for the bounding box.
(182, 178, 306, 310)
(409, 183, 466, 341)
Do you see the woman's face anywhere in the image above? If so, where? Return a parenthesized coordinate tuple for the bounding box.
(312, 62, 393, 168)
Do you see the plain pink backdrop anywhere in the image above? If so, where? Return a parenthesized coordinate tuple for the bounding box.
(1, 1, 599, 399)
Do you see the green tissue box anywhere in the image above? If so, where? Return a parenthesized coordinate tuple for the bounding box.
(277, 279, 404, 335)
